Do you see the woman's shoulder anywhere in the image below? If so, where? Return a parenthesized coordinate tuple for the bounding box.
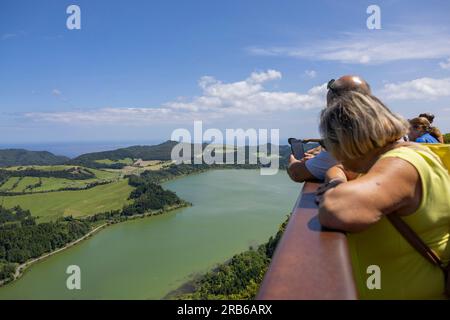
(380, 143, 423, 159)
(376, 144, 439, 181)
(382, 142, 442, 163)
(378, 143, 448, 186)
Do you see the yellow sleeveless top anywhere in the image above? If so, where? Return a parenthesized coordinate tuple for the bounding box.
(348, 146, 450, 299)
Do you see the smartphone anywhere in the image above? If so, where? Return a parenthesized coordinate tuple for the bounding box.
(288, 138, 321, 159)
(288, 138, 305, 159)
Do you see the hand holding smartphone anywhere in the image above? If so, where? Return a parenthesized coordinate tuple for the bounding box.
(288, 138, 321, 160)
(288, 138, 305, 159)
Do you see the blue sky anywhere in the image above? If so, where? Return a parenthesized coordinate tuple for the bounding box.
(1, 0, 450, 145)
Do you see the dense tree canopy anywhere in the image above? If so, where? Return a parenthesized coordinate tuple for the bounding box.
(444, 133, 450, 144)
(0, 206, 90, 281)
(122, 178, 185, 216)
(0, 167, 95, 180)
(0, 149, 68, 167)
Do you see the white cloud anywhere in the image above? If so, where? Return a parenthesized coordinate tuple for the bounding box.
(382, 77, 450, 100)
(26, 70, 327, 125)
(248, 69, 281, 83)
(52, 89, 62, 96)
(248, 27, 450, 65)
(1, 33, 16, 40)
(440, 58, 450, 70)
(304, 70, 317, 78)
(28, 107, 182, 124)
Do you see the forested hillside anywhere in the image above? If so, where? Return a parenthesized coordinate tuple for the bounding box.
(73, 140, 179, 163)
(0, 149, 69, 167)
(0, 206, 90, 281)
(1, 141, 292, 170)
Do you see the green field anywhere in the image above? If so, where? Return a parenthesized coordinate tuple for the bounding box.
(0, 177, 21, 191)
(0, 167, 121, 193)
(87, 168, 120, 180)
(94, 158, 134, 165)
(11, 177, 40, 192)
(3, 165, 120, 179)
(5, 165, 76, 171)
(31, 177, 89, 192)
(1, 179, 134, 222)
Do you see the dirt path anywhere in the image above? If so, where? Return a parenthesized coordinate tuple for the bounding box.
(11, 223, 108, 281)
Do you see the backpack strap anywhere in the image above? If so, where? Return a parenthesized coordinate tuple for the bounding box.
(387, 214, 450, 297)
(386, 213, 445, 271)
(386, 214, 445, 271)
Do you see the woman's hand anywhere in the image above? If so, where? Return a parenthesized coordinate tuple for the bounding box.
(288, 153, 313, 167)
(288, 154, 302, 168)
(306, 145, 322, 157)
(303, 152, 315, 161)
(287, 154, 316, 182)
(315, 164, 348, 213)
(315, 178, 345, 205)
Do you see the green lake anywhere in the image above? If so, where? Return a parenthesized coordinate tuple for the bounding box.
(0, 170, 300, 299)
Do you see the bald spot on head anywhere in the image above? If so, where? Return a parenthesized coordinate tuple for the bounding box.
(327, 75, 372, 106)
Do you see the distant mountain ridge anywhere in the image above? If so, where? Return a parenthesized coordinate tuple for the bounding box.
(0, 141, 291, 167)
(0, 149, 69, 167)
(73, 140, 179, 162)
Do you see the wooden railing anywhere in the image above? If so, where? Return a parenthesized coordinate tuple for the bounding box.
(257, 182, 358, 300)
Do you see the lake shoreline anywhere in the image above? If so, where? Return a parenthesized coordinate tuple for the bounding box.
(0, 168, 264, 288)
(0, 169, 297, 299)
(0, 202, 190, 288)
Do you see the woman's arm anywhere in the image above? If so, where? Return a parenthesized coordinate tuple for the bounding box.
(315, 165, 348, 201)
(287, 154, 316, 182)
(324, 165, 348, 183)
(315, 165, 359, 201)
(317, 157, 422, 232)
(325, 164, 360, 183)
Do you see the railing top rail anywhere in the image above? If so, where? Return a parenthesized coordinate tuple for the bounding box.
(257, 182, 358, 300)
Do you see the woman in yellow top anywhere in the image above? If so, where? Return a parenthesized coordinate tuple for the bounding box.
(316, 91, 450, 299)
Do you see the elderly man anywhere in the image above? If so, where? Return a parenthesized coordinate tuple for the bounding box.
(287, 75, 372, 182)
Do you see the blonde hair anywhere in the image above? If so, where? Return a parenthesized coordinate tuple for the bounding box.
(320, 92, 409, 160)
(409, 117, 443, 142)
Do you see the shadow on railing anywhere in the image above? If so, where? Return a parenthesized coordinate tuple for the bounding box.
(257, 182, 358, 300)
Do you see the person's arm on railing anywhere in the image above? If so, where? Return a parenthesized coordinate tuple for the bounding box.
(317, 157, 421, 233)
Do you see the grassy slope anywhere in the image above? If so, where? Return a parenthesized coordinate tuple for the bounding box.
(5, 165, 75, 171)
(94, 158, 134, 165)
(88, 168, 120, 180)
(33, 177, 83, 192)
(11, 177, 39, 192)
(1, 167, 120, 193)
(1, 180, 133, 222)
(0, 177, 20, 191)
